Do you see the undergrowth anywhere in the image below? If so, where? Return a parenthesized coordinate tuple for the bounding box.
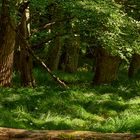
(0, 68, 140, 133)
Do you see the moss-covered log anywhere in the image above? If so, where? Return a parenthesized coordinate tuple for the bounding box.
(0, 127, 140, 140)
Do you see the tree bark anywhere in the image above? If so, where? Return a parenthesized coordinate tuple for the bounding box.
(93, 48, 121, 85)
(17, 2, 35, 87)
(128, 53, 140, 78)
(0, 127, 140, 140)
(0, 0, 15, 87)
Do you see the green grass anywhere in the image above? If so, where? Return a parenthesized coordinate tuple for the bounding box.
(0, 68, 140, 133)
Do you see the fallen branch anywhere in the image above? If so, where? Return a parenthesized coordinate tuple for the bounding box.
(28, 46, 69, 89)
(0, 127, 140, 140)
(10, 21, 69, 89)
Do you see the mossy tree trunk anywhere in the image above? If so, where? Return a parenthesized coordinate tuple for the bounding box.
(93, 48, 121, 85)
(128, 53, 140, 78)
(0, 0, 15, 87)
(17, 2, 35, 87)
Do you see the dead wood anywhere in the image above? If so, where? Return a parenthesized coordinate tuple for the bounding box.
(9, 22, 69, 89)
(0, 128, 140, 140)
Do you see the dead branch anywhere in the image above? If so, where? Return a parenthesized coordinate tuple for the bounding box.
(10, 22, 69, 89)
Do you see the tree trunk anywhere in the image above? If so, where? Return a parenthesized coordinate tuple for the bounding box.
(93, 48, 121, 85)
(47, 4, 63, 71)
(0, 0, 15, 87)
(64, 34, 80, 73)
(18, 2, 35, 87)
(128, 53, 140, 78)
(47, 34, 62, 71)
(0, 127, 140, 140)
(60, 19, 80, 73)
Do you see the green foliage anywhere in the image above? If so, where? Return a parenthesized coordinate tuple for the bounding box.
(4, 0, 140, 60)
(30, 0, 140, 59)
(1, 69, 140, 132)
(76, 0, 140, 58)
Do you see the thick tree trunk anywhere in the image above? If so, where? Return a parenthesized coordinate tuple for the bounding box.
(0, 128, 140, 140)
(128, 53, 140, 78)
(17, 3, 35, 87)
(93, 48, 121, 85)
(19, 43, 35, 87)
(0, 0, 15, 87)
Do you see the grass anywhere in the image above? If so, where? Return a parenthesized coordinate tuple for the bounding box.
(0, 68, 140, 133)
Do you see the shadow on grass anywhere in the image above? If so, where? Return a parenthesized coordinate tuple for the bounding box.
(0, 69, 140, 132)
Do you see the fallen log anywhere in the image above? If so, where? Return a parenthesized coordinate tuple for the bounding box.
(0, 127, 140, 140)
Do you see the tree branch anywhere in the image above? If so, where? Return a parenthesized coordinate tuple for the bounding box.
(31, 16, 75, 33)
(32, 32, 68, 49)
(10, 21, 69, 89)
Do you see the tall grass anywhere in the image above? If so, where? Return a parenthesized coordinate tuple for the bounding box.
(0, 68, 140, 133)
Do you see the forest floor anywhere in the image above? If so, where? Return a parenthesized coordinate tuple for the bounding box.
(0, 68, 140, 134)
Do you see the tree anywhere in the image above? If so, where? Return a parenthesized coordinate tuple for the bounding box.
(17, 1, 35, 87)
(0, 0, 15, 87)
(46, 2, 63, 71)
(61, 16, 80, 73)
(71, 0, 140, 85)
(114, 0, 140, 78)
(93, 48, 121, 85)
(128, 54, 140, 78)
(124, 0, 140, 78)
(9, 0, 139, 86)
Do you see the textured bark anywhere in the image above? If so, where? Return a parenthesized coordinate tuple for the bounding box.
(0, 0, 15, 87)
(17, 3, 35, 87)
(128, 53, 140, 78)
(93, 48, 121, 85)
(0, 128, 140, 140)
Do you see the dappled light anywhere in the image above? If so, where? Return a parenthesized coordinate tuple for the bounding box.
(1, 69, 140, 133)
(0, 0, 140, 139)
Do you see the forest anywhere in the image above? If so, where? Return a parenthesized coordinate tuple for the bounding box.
(0, 0, 140, 139)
